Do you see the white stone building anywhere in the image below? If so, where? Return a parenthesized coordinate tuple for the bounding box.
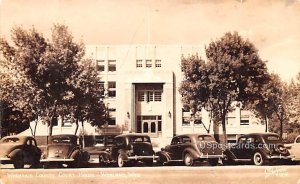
(20, 44, 267, 147)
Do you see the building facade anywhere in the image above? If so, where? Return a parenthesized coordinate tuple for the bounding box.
(84, 45, 266, 146)
(19, 45, 266, 147)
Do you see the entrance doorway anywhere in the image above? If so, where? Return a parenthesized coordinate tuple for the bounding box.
(137, 115, 162, 136)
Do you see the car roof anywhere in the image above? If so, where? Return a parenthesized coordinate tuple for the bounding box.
(50, 134, 78, 138)
(0, 136, 34, 144)
(115, 134, 150, 138)
(239, 133, 279, 138)
(173, 134, 213, 138)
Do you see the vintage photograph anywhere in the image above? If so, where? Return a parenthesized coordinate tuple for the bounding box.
(0, 0, 300, 183)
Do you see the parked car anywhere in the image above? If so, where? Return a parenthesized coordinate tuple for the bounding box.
(98, 134, 158, 167)
(156, 134, 224, 166)
(0, 136, 41, 169)
(285, 135, 300, 163)
(40, 134, 90, 168)
(223, 133, 291, 166)
(83, 134, 119, 163)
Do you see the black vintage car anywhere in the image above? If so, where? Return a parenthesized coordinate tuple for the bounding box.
(40, 134, 90, 168)
(223, 133, 291, 166)
(156, 134, 224, 166)
(83, 134, 118, 163)
(0, 136, 41, 169)
(98, 134, 158, 167)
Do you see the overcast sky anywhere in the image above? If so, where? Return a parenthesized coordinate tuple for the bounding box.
(1, 0, 300, 81)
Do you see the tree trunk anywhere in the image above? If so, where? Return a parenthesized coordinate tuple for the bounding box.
(74, 119, 79, 135)
(265, 115, 268, 133)
(34, 120, 38, 137)
(48, 121, 53, 136)
(280, 119, 283, 139)
(222, 117, 227, 144)
(29, 124, 34, 136)
(81, 120, 85, 148)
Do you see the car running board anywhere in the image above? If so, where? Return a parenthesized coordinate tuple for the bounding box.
(233, 159, 252, 162)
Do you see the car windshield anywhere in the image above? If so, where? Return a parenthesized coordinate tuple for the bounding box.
(129, 136, 150, 143)
(51, 137, 73, 144)
(1, 137, 20, 143)
(264, 135, 281, 143)
(198, 135, 215, 142)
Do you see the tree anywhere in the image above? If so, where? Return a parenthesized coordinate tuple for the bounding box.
(0, 24, 106, 136)
(246, 73, 289, 138)
(180, 32, 270, 143)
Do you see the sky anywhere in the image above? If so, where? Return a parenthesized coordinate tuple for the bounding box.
(0, 0, 300, 82)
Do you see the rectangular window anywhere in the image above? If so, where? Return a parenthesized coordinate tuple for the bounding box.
(108, 60, 116, 72)
(155, 60, 161, 67)
(108, 117, 116, 125)
(99, 81, 105, 97)
(240, 119, 250, 125)
(154, 91, 162, 101)
(138, 91, 145, 101)
(137, 116, 142, 133)
(136, 60, 143, 68)
(182, 117, 190, 126)
(62, 116, 72, 127)
(146, 60, 152, 68)
(182, 108, 191, 126)
(108, 81, 116, 97)
(96, 60, 105, 72)
(158, 115, 162, 132)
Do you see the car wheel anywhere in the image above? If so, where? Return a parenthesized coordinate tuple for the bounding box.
(13, 155, 24, 169)
(253, 152, 265, 166)
(117, 154, 126, 167)
(184, 153, 194, 166)
(208, 158, 219, 166)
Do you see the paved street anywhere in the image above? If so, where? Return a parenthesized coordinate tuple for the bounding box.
(0, 164, 299, 184)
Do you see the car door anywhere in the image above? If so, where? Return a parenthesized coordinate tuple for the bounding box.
(243, 136, 256, 159)
(231, 136, 247, 159)
(169, 137, 182, 160)
(111, 137, 125, 159)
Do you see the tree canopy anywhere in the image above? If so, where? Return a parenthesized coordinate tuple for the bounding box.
(0, 24, 106, 136)
(180, 32, 270, 143)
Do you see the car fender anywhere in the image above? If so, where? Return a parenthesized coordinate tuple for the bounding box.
(156, 151, 171, 161)
(8, 149, 23, 159)
(70, 149, 81, 159)
(223, 149, 237, 160)
(117, 149, 129, 160)
(99, 151, 111, 162)
(182, 148, 200, 159)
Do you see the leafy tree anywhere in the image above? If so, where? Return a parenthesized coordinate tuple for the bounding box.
(246, 73, 289, 138)
(0, 24, 106, 136)
(180, 32, 270, 143)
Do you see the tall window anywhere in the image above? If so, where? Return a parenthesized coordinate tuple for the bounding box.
(108, 60, 116, 72)
(155, 60, 161, 68)
(99, 81, 105, 97)
(146, 60, 152, 68)
(136, 59, 143, 68)
(96, 60, 105, 72)
(108, 108, 116, 125)
(138, 91, 145, 101)
(108, 81, 116, 97)
(154, 91, 162, 101)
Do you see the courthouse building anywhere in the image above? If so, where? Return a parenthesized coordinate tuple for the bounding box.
(21, 45, 266, 147)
